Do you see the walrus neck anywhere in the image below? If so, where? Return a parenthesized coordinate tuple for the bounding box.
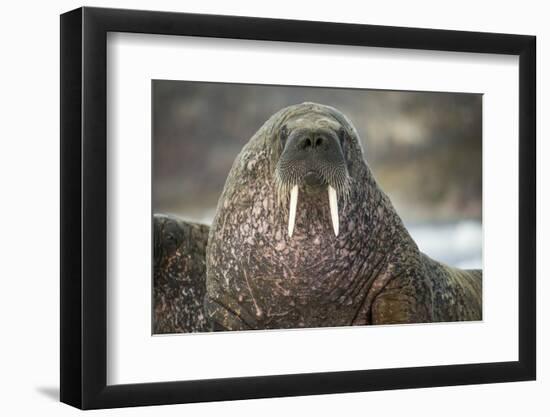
(205, 163, 415, 330)
(343, 175, 419, 325)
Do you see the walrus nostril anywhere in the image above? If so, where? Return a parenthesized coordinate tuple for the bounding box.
(297, 135, 326, 150)
(302, 137, 312, 149)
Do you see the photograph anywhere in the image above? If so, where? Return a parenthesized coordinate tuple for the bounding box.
(152, 81, 483, 334)
(54, 4, 537, 412)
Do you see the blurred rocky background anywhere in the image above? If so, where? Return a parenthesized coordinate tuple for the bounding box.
(153, 81, 482, 268)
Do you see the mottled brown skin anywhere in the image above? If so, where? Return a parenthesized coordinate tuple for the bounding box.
(204, 102, 482, 331)
(153, 214, 210, 333)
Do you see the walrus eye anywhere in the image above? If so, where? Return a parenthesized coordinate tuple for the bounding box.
(166, 233, 178, 250)
(280, 124, 289, 147)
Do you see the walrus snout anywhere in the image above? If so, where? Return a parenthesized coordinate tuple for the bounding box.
(276, 125, 349, 192)
(284, 127, 345, 166)
(275, 125, 351, 239)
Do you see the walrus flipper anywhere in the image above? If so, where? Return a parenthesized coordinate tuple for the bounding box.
(153, 213, 210, 334)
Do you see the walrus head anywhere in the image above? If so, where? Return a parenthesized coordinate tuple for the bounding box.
(273, 106, 353, 237)
(205, 102, 410, 330)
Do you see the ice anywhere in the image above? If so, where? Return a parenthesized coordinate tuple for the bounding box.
(407, 220, 482, 269)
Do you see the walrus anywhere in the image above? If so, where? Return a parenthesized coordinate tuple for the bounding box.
(153, 214, 210, 333)
(204, 102, 482, 331)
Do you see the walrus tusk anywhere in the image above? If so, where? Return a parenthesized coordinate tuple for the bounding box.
(288, 184, 299, 237)
(328, 185, 339, 237)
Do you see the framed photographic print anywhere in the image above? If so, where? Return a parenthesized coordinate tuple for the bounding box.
(60, 6, 536, 409)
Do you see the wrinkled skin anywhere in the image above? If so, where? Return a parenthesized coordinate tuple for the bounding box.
(204, 102, 482, 331)
(153, 214, 210, 333)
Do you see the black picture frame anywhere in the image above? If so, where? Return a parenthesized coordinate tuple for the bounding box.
(60, 6, 536, 410)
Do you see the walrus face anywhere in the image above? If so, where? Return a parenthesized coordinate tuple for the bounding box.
(154, 214, 184, 272)
(153, 214, 208, 282)
(274, 112, 352, 238)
